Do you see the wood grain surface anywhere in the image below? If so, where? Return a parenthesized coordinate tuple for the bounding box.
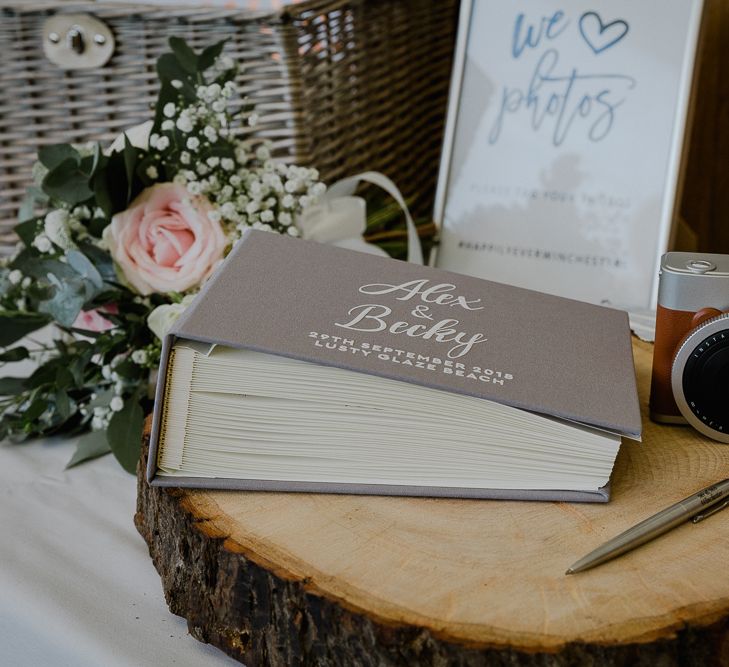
(136, 339, 729, 665)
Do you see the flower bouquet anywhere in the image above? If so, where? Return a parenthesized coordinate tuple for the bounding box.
(0, 38, 353, 472)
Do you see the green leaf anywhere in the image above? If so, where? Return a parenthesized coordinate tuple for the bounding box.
(123, 135, 137, 203)
(55, 366, 74, 390)
(55, 388, 71, 419)
(0, 347, 29, 362)
(91, 167, 114, 218)
(0, 376, 26, 395)
(38, 144, 80, 171)
(42, 157, 94, 205)
(24, 397, 48, 421)
(156, 53, 191, 85)
(66, 430, 112, 468)
(14, 218, 40, 246)
(0, 312, 49, 347)
(168, 36, 198, 73)
(106, 397, 144, 474)
(198, 40, 227, 71)
(66, 249, 104, 290)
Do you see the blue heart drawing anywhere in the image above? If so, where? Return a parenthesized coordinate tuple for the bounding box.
(579, 12, 629, 54)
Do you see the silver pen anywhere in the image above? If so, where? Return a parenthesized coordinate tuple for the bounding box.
(566, 478, 729, 575)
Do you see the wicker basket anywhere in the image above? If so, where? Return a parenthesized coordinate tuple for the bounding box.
(0, 0, 457, 254)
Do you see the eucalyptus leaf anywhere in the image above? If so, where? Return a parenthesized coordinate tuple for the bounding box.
(169, 36, 198, 73)
(18, 186, 48, 224)
(66, 250, 104, 290)
(42, 158, 94, 205)
(78, 242, 116, 282)
(66, 430, 111, 468)
(106, 397, 144, 474)
(0, 376, 26, 395)
(0, 347, 29, 362)
(38, 144, 80, 170)
(38, 285, 86, 327)
(0, 312, 50, 347)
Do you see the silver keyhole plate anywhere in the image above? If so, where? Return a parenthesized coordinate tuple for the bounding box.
(42, 14, 114, 70)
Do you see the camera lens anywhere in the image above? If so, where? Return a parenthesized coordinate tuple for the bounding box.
(671, 314, 729, 443)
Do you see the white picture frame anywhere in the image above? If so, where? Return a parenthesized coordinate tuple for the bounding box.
(433, 0, 704, 311)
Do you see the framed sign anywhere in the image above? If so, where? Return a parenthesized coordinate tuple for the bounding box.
(433, 0, 704, 310)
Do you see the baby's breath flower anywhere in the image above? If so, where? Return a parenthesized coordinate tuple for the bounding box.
(220, 202, 236, 218)
(206, 157, 220, 168)
(171, 79, 183, 89)
(310, 182, 327, 198)
(235, 145, 248, 163)
(32, 234, 53, 254)
(163, 102, 176, 118)
(110, 396, 124, 412)
(186, 137, 200, 151)
(21, 276, 31, 289)
(282, 194, 295, 209)
(180, 151, 191, 165)
(131, 349, 148, 365)
(74, 205, 91, 220)
(287, 226, 300, 237)
(207, 209, 222, 223)
(221, 158, 235, 172)
(161, 119, 175, 131)
(187, 182, 202, 195)
(8, 269, 22, 285)
(203, 126, 218, 142)
(146, 165, 159, 180)
(255, 145, 271, 161)
(155, 136, 170, 151)
(248, 113, 259, 127)
(176, 115, 194, 133)
(278, 212, 292, 226)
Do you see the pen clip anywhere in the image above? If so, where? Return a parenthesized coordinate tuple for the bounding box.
(692, 499, 729, 524)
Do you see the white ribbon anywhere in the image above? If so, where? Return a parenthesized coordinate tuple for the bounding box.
(109, 124, 423, 264)
(297, 171, 423, 264)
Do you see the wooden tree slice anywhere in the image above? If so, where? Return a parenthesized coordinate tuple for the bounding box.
(135, 339, 729, 666)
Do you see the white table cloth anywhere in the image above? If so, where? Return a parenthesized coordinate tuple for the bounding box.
(0, 435, 239, 666)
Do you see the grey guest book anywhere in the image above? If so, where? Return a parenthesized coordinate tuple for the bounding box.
(148, 230, 641, 502)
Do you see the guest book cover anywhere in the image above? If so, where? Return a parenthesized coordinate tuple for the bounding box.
(433, 0, 704, 311)
(148, 230, 641, 501)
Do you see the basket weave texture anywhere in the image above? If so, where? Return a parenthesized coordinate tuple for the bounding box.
(0, 0, 457, 253)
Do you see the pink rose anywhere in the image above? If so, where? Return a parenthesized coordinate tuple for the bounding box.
(104, 183, 227, 295)
(72, 303, 118, 332)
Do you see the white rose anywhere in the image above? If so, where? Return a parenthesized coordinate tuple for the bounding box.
(147, 295, 196, 341)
